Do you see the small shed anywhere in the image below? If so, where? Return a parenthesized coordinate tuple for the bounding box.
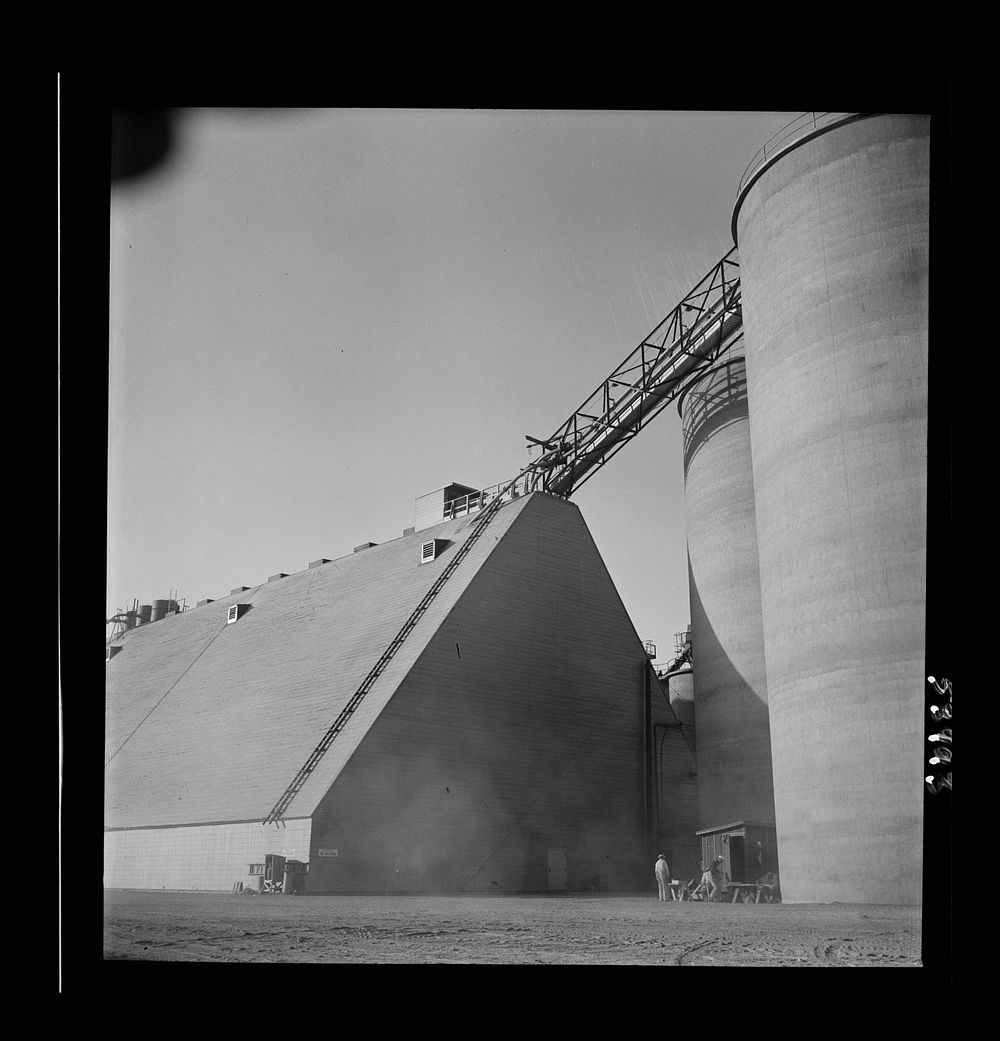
(245, 853, 288, 893)
(696, 821, 778, 890)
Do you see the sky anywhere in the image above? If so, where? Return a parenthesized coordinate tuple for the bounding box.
(107, 107, 794, 663)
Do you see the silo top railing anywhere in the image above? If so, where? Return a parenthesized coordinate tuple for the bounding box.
(736, 113, 855, 198)
(732, 113, 869, 244)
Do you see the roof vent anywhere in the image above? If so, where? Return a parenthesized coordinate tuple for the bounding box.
(353, 542, 378, 553)
(267, 573, 289, 583)
(231, 586, 251, 595)
(227, 604, 251, 624)
(197, 598, 215, 607)
(420, 538, 450, 564)
(308, 559, 331, 569)
(106, 645, 122, 663)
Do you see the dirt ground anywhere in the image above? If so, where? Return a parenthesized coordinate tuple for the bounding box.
(103, 890, 923, 966)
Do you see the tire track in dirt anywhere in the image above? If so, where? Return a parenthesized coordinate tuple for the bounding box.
(125, 928, 279, 949)
(675, 937, 715, 965)
(103, 893, 924, 965)
(812, 936, 919, 967)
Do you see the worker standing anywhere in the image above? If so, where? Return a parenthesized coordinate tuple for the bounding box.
(692, 856, 722, 901)
(654, 853, 670, 902)
(704, 855, 724, 901)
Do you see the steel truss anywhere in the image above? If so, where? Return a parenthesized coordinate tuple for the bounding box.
(499, 248, 744, 502)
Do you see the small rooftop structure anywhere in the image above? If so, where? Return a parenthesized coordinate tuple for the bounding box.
(414, 483, 481, 532)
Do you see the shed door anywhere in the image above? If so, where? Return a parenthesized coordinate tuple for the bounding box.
(547, 847, 568, 891)
(729, 836, 746, 883)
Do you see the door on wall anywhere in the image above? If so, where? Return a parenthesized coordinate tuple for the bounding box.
(729, 835, 747, 883)
(547, 847, 568, 891)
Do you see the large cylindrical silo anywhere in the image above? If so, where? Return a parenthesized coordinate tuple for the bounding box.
(734, 113, 929, 904)
(680, 342, 777, 834)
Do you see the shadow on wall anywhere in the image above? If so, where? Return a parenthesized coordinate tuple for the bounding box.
(687, 566, 777, 827)
(681, 359, 749, 474)
(687, 569, 772, 718)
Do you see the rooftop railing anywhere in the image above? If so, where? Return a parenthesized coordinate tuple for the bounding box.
(443, 474, 540, 521)
(735, 112, 858, 201)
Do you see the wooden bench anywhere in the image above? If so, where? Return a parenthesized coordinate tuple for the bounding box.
(728, 883, 776, 904)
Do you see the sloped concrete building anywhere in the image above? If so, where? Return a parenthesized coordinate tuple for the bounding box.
(105, 491, 699, 893)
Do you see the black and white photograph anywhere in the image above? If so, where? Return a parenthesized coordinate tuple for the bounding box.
(79, 98, 950, 974)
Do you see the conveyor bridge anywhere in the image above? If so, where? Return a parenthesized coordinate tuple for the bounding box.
(465, 247, 743, 508)
(263, 247, 743, 825)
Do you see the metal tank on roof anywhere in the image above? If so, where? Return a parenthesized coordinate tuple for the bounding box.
(679, 340, 776, 836)
(733, 112, 929, 904)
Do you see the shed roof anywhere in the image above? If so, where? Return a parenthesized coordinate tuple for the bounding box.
(695, 821, 776, 835)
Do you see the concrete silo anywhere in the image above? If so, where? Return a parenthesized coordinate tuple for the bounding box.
(679, 342, 777, 842)
(733, 113, 929, 904)
(663, 666, 694, 736)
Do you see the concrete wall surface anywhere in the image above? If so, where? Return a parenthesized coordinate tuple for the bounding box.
(736, 113, 929, 904)
(681, 349, 776, 833)
(307, 493, 665, 893)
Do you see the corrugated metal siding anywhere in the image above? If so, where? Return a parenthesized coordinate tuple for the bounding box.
(103, 819, 312, 891)
(307, 493, 651, 893)
(104, 497, 532, 830)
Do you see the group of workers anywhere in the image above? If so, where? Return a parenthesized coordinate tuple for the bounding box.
(655, 849, 781, 902)
(655, 852, 724, 902)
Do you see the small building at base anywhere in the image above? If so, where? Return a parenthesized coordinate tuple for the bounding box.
(696, 820, 778, 892)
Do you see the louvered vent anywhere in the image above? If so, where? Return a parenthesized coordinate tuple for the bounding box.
(227, 603, 251, 624)
(420, 538, 451, 564)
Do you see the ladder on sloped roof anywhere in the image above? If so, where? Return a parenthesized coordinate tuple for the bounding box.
(262, 485, 512, 826)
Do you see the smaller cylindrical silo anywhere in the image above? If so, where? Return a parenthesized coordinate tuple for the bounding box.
(680, 343, 776, 833)
(664, 667, 694, 729)
(124, 610, 137, 630)
(150, 599, 169, 622)
(136, 604, 152, 626)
